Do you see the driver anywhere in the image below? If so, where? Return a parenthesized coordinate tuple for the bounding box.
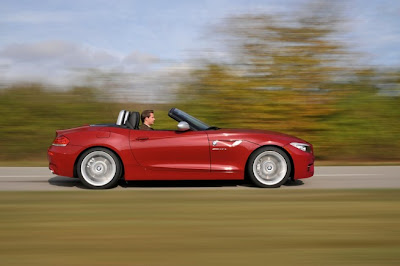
(139, 110, 155, 130)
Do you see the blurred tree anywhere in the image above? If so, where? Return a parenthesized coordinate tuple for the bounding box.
(1, 1, 399, 163)
(222, 2, 349, 90)
(0, 84, 117, 162)
(0, 84, 175, 164)
(322, 69, 400, 160)
(180, 2, 350, 136)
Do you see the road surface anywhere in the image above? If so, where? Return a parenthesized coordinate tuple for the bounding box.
(0, 166, 399, 191)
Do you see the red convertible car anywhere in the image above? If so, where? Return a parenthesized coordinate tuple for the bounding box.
(48, 108, 314, 189)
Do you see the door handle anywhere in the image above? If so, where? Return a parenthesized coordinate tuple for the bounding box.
(135, 137, 149, 141)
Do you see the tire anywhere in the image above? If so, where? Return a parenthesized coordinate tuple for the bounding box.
(247, 146, 291, 188)
(77, 147, 122, 189)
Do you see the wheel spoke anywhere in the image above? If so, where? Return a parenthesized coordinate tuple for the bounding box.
(80, 151, 117, 187)
(252, 150, 288, 186)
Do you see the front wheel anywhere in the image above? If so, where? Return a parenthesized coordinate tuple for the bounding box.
(247, 147, 291, 188)
(77, 148, 122, 189)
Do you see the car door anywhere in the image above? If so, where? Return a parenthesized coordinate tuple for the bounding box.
(129, 129, 210, 178)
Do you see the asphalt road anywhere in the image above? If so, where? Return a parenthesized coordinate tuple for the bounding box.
(0, 166, 399, 191)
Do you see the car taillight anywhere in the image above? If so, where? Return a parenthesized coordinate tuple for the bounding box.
(52, 135, 70, 146)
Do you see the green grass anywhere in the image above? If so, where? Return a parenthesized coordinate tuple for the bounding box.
(0, 159, 49, 167)
(0, 190, 399, 265)
(2, 85, 400, 163)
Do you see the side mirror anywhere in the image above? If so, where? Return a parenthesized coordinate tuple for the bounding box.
(177, 121, 190, 131)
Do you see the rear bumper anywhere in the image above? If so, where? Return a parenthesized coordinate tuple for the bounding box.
(47, 145, 83, 178)
(284, 144, 315, 180)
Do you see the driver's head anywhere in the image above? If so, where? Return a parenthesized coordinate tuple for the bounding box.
(141, 110, 155, 125)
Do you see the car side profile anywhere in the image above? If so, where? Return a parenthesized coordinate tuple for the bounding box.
(48, 108, 314, 189)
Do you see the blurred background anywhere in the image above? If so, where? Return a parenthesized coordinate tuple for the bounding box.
(0, 0, 399, 165)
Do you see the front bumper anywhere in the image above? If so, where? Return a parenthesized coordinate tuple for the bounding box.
(284, 143, 315, 180)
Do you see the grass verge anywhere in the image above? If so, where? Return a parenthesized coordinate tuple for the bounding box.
(0, 189, 399, 265)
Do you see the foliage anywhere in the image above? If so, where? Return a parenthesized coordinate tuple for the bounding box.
(322, 72, 400, 160)
(0, 85, 107, 160)
(1, 2, 400, 163)
(176, 5, 400, 162)
(0, 84, 172, 162)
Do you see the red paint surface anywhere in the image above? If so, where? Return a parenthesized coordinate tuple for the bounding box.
(48, 126, 314, 181)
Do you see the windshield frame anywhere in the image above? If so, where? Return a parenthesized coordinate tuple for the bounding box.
(168, 108, 211, 131)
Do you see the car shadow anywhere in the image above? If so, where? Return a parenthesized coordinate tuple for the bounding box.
(48, 176, 253, 189)
(120, 179, 252, 189)
(122, 179, 305, 189)
(283, 179, 304, 187)
(48, 176, 304, 189)
(48, 176, 88, 189)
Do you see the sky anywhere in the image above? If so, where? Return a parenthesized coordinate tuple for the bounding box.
(0, 0, 399, 100)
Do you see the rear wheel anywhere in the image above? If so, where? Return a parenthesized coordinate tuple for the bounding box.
(247, 147, 291, 188)
(77, 148, 122, 189)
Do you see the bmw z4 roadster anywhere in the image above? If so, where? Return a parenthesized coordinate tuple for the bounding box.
(48, 108, 314, 189)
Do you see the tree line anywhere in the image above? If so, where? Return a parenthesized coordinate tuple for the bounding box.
(1, 1, 399, 163)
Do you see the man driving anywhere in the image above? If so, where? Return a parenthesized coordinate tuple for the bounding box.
(139, 110, 155, 130)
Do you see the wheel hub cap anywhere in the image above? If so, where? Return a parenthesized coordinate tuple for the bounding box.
(253, 151, 288, 185)
(91, 161, 107, 175)
(266, 163, 274, 172)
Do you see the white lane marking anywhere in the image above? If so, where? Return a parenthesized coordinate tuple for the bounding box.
(0, 174, 384, 178)
(0, 175, 55, 178)
(315, 174, 383, 177)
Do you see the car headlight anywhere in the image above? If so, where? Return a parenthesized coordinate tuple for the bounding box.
(290, 142, 311, 153)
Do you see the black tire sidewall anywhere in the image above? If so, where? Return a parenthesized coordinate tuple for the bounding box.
(77, 147, 122, 189)
(247, 146, 291, 188)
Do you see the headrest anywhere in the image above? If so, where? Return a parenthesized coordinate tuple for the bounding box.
(126, 112, 140, 129)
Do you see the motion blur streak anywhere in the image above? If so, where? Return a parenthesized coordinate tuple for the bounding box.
(0, 190, 399, 265)
(0, 1, 399, 165)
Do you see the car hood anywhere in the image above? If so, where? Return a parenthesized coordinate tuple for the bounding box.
(209, 128, 309, 146)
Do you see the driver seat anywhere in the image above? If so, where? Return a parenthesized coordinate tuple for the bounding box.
(126, 112, 140, 129)
(116, 110, 140, 129)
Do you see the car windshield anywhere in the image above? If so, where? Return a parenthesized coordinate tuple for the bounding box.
(169, 108, 214, 131)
